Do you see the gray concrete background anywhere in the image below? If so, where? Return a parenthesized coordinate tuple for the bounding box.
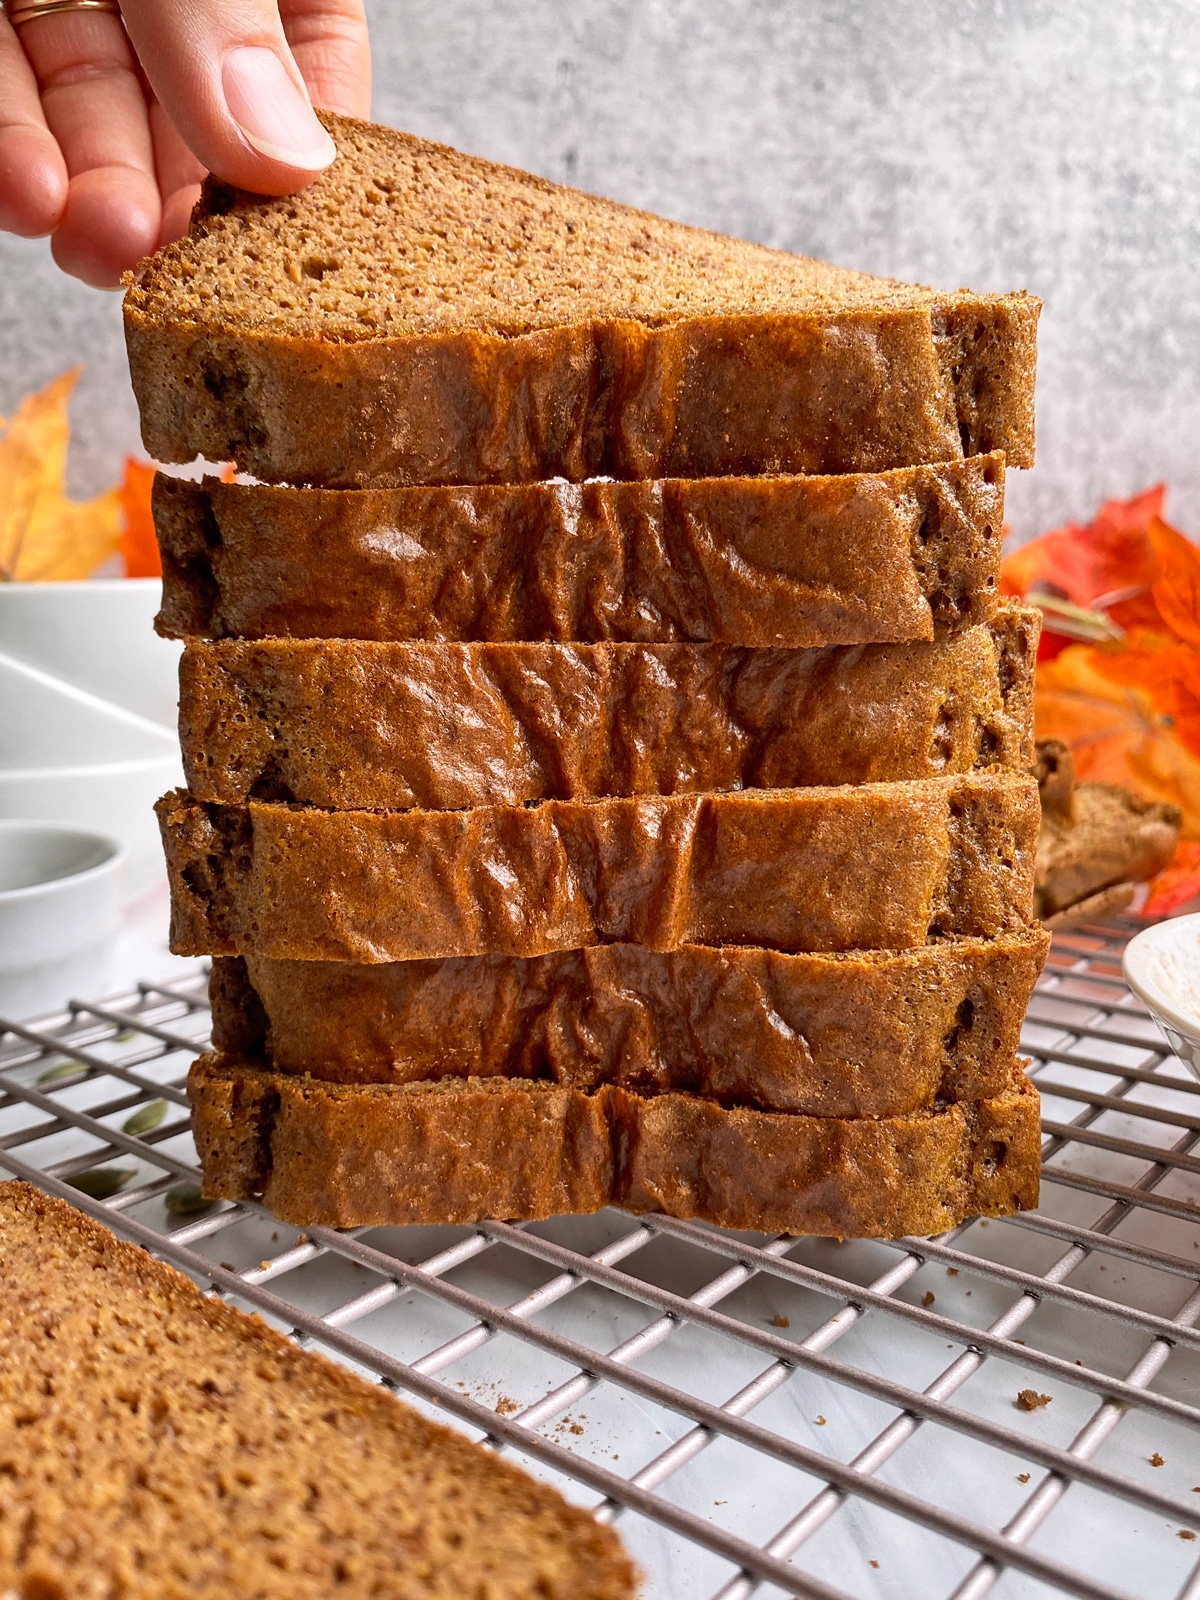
(3, 0, 1199, 540)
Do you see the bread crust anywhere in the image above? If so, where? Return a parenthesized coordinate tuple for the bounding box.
(126, 299, 1037, 487)
(187, 1055, 1041, 1234)
(157, 774, 1040, 962)
(179, 609, 1039, 809)
(154, 456, 1005, 647)
(210, 929, 1049, 1117)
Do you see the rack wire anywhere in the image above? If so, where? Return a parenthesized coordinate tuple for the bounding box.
(3, 916, 1200, 1600)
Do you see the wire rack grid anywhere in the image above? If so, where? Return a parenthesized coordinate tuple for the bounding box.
(3, 917, 1200, 1600)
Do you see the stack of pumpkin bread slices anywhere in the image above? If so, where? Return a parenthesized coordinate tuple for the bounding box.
(128, 114, 1048, 1235)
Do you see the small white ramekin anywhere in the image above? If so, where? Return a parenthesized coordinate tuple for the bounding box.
(1122, 912, 1200, 1082)
(0, 820, 125, 1021)
(0, 648, 181, 899)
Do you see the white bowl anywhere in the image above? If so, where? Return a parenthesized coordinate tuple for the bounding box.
(1121, 913, 1200, 1081)
(0, 578, 181, 729)
(0, 650, 181, 899)
(0, 820, 125, 1020)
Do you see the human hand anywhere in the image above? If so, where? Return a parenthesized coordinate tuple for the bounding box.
(0, 0, 370, 288)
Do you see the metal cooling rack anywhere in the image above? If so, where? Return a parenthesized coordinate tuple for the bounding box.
(3, 919, 1200, 1600)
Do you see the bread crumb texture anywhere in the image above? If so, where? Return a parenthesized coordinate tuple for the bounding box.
(131, 117, 958, 344)
(0, 1181, 637, 1599)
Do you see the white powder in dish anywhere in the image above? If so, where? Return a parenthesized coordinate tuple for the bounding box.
(1143, 925, 1200, 1026)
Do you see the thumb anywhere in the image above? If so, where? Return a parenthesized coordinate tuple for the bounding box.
(119, 0, 347, 196)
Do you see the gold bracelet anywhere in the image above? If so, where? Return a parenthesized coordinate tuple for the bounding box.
(5, 0, 121, 25)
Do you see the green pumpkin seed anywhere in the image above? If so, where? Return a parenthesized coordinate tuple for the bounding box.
(164, 1182, 215, 1218)
(123, 1099, 167, 1136)
(70, 1167, 135, 1199)
(38, 1060, 85, 1084)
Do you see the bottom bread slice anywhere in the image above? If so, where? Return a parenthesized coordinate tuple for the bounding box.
(0, 1182, 637, 1600)
(189, 1054, 1041, 1235)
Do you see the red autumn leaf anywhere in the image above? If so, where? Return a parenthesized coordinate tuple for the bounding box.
(1148, 516, 1200, 651)
(1144, 839, 1200, 916)
(118, 456, 160, 578)
(1001, 485, 1167, 659)
(1026, 487, 1200, 877)
(1169, 672, 1200, 763)
(1001, 484, 1163, 605)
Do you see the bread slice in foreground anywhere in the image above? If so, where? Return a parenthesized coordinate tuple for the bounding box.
(0, 1181, 636, 1600)
(179, 608, 1038, 810)
(158, 773, 1040, 963)
(154, 455, 1004, 646)
(125, 116, 1037, 487)
(189, 1054, 1040, 1234)
(211, 928, 1050, 1118)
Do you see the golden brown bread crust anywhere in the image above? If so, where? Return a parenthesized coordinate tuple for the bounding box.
(157, 773, 1040, 962)
(187, 1055, 1041, 1234)
(210, 929, 1049, 1117)
(153, 456, 1005, 646)
(124, 117, 1037, 486)
(179, 608, 1038, 809)
(0, 1181, 637, 1599)
(126, 292, 1038, 489)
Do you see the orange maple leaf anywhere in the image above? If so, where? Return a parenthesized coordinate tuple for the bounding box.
(0, 369, 121, 581)
(1084, 621, 1200, 764)
(1002, 487, 1169, 659)
(118, 456, 160, 578)
(1149, 515, 1200, 651)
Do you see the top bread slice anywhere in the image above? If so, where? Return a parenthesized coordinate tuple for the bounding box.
(125, 115, 1038, 488)
(0, 1181, 636, 1600)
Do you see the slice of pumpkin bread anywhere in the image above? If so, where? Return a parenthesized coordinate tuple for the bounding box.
(178, 607, 1038, 810)
(187, 1055, 1041, 1235)
(209, 928, 1049, 1118)
(157, 773, 1040, 963)
(153, 455, 1005, 647)
(0, 1181, 637, 1600)
(124, 115, 1038, 487)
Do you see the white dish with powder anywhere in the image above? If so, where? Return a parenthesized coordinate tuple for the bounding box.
(1122, 912, 1200, 1079)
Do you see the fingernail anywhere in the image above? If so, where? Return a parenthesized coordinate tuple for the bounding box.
(222, 47, 337, 170)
